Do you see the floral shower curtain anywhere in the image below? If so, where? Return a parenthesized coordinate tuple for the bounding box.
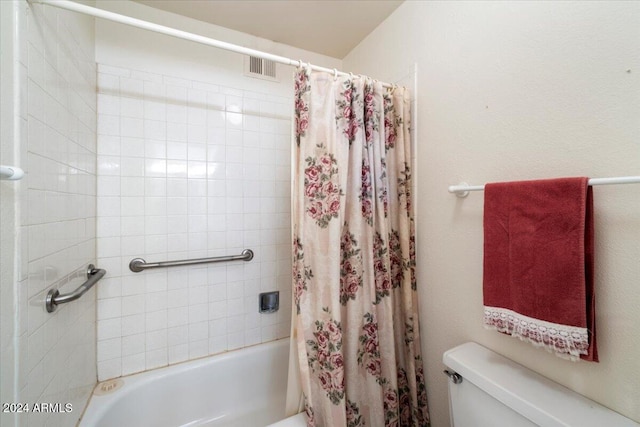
(292, 66, 430, 426)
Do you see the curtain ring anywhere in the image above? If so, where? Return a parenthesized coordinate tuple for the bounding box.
(298, 59, 304, 68)
(333, 68, 338, 80)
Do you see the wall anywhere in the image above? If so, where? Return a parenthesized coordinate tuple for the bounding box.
(1, 2, 20, 426)
(93, 1, 341, 380)
(344, 1, 640, 425)
(1, 1, 98, 426)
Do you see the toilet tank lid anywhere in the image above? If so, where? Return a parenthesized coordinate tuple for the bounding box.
(443, 342, 639, 427)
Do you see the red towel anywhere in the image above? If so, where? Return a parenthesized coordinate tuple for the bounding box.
(483, 177, 597, 362)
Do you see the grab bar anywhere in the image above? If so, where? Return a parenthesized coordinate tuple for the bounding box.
(129, 249, 254, 273)
(46, 264, 106, 313)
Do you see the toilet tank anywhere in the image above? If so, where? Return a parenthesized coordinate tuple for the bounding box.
(443, 342, 639, 427)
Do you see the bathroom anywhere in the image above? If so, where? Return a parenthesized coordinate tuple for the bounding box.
(0, 0, 638, 426)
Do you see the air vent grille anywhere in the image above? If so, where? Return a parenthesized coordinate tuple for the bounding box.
(245, 56, 278, 81)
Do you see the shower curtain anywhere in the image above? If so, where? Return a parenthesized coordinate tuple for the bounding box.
(291, 66, 430, 426)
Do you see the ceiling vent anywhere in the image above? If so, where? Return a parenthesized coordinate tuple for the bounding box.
(245, 56, 278, 82)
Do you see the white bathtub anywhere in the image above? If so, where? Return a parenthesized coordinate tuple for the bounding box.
(80, 338, 303, 427)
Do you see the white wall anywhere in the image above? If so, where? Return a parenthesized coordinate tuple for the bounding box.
(1, 1, 98, 426)
(1, 2, 21, 426)
(344, 2, 640, 426)
(93, 0, 342, 380)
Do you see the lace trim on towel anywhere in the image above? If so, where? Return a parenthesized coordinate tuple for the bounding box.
(483, 306, 589, 361)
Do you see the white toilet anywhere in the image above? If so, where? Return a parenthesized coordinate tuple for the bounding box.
(443, 342, 639, 427)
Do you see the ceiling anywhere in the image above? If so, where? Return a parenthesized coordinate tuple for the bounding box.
(132, 0, 404, 58)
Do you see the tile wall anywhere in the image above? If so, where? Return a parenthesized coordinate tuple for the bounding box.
(96, 64, 293, 380)
(12, 2, 98, 426)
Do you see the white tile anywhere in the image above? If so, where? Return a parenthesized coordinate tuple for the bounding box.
(167, 141, 188, 161)
(121, 97, 143, 118)
(97, 277, 122, 300)
(188, 268, 208, 287)
(122, 334, 145, 356)
(121, 314, 145, 336)
(208, 283, 227, 302)
(167, 217, 188, 234)
(145, 159, 166, 177)
(98, 114, 120, 136)
(122, 137, 145, 158)
(145, 120, 166, 141)
(120, 157, 145, 176)
(207, 163, 225, 180)
(146, 292, 168, 312)
(117, 239, 142, 263)
(98, 176, 121, 197)
(209, 336, 227, 355)
(97, 318, 121, 340)
(207, 92, 225, 110)
(188, 215, 207, 233)
(209, 318, 227, 337)
(98, 297, 122, 320)
(167, 122, 187, 142)
(166, 103, 187, 123)
(227, 332, 244, 350)
(97, 337, 121, 361)
(145, 139, 166, 159)
(225, 96, 242, 113)
(168, 307, 188, 327)
(96, 216, 121, 239)
(188, 321, 208, 342)
(98, 358, 121, 381)
(144, 215, 167, 235)
(246, 328, 261, 346)
(168, 344, 189, 364)
(98, 73, 120, 93)
(261, 325, 277, 342)
(189, 340, 208, 359)
(144, 100, 166, 122)
(146, 330, 167, 350)
(209, 301, 227, 320)
(121, 216, 145, 236)
(120, 77, 143, 97)
(167, 269, 189, 290)
(167, 326, 189, 346)
(121, 117, 144, 138)
(167, 178, 188, 196)
(187, 161, 207, 179)
(121, 177, 144, 197)
(145, 348, 167, 370)
(189, 304, 208, 323)
(167, 160, 188, 178)
(167, 289, 188, 308)
(227, 298, 244, 316)
(122, 353, 145, 376)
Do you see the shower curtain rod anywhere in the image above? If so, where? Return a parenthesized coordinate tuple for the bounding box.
(31, 0, 393, 88)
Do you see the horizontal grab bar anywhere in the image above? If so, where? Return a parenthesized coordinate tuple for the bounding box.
(46, 264, 106, 313)
(129, 249, 254, 273)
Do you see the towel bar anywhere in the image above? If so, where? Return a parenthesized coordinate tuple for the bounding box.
(449, 175, 640, 197)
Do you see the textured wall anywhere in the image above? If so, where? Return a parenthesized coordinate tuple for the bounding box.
(344, 2, 640, 425)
